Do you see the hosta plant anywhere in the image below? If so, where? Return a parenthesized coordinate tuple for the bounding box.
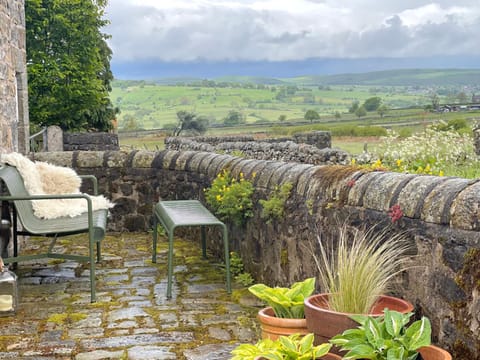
(231, 333, 332, 360)
(249, 277, 315, 318)
(330, 309, 431, 359)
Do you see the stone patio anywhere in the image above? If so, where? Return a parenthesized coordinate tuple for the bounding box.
(0, 232, 260, 359)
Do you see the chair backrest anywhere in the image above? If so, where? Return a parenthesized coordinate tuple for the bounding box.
(0, 164, 37, 228)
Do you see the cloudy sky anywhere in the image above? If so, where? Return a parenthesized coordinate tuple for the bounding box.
(103, 1, 480, 78)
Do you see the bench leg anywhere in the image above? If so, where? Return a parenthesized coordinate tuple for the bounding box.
(201, 225, 207, 259)
(166, 229, 175, 299)
(96, 241, 101, 263)
(222, 225, 231, 294)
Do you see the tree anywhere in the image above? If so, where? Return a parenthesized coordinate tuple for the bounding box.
(26, 0, 117, 132)
(224, 110, 245, 126)
(349, 101, 359, 113)
(363, 97, 382, 111)
(278, 114, 287, 122)
(377, 104, 389, 118)
(304, 109, 320, 123)
(355, 105, 367, 117)
(173, 111, 208, 136)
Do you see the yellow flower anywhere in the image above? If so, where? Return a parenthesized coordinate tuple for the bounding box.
(396, 159, 402, 167)
(439, 170, 444, 176)
(351, 158, 356, 165)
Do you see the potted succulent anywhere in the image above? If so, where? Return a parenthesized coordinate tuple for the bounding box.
(231, 333, 341, 360)
(249, 277, 315, 340)
(330, 309, 452, 359)
(304, 224, 414, 348)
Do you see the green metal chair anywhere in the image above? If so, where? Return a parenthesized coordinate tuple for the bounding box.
(0, 164, 108, 302)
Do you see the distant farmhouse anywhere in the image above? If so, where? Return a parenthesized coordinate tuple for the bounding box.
(439, 94, 480, 112)
(0, 0, 29, 153)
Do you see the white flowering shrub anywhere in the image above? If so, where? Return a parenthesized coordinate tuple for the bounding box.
(367, 124, 479, 178)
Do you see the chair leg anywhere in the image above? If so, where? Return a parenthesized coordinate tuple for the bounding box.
(96, 241, 101, 263)
(89, 232, 96, 303)
(166, 230, 174, 299)
(222, 225, 231, 294)
(152, 216, 158, 263)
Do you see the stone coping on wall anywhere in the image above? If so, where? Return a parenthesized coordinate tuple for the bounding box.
(31, 150, 480, 233)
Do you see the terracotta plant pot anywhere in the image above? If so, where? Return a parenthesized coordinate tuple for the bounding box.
(304, 293, 414, 348)
(418, 345, 452, 360)
(257, 306, 309, 340)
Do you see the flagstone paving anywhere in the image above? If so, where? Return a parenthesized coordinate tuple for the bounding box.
(0, 232, 261, 359)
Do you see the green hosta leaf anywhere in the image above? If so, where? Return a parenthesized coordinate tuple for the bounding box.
(313, 343, 333, 358)
(384, 309, 405, 337)
(298, 333, 315, 354)
(387, 345, 406, 360)
(343, 344, 377, 359)
(350, 314, 370, 326)
(285, 277, 315, 301)
(278, 334, 298, 356)
(405, 317, 431, 351)
(365, 317, 383, 347)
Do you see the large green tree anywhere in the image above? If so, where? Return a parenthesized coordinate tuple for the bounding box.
(26, 0, 117, 132)
(173, 111, 208, 136)
(304, 109, 320, 123)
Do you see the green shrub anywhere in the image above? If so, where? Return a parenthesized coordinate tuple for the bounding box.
(259, 182, 293, 223)
(204, 169, 255, 226)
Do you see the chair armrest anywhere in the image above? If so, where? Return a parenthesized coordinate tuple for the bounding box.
(0, 193, 93, 214)
(79, 175, 98, 195)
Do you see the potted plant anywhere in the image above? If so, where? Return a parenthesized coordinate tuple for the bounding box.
(304, 224, 414, 347)
(329, 309, 452, 359)
(231, 333, 341, 360)
(249, 277, 315, 340)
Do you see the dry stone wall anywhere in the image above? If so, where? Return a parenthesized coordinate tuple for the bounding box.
(33, 150, 480, 359)
(165, 135, 348, 165)
(63, 132, 120, 151)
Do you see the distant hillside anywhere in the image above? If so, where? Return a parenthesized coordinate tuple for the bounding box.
(120, 69, 480, 87)
(285, 69, 480, 86)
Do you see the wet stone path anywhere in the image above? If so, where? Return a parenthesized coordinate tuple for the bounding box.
(0, 233, 261, 359)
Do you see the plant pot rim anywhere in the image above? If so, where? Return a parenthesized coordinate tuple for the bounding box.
(304, 293, 414, 317)
(258, 306, 307, 324)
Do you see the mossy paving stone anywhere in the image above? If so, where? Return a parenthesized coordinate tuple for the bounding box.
(1, 233, 259, 359)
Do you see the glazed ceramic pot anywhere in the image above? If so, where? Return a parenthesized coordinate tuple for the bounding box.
(257, 306, 309, 340)
(304, 293, 414, 348)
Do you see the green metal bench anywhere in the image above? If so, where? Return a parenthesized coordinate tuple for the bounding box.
(0, 164, 108, 303)
(152, 200, 231, 299)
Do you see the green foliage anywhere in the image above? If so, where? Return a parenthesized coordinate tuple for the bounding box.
(229, 251, 255, 286)
(371, 124, 479, 178)
(248, 278, 315, 318)
(260, 182, 293, 223)
(355, 105, 367, 117)
(204, 169, 254, 226)
(224, 110, 246, 125)
(173, 110, 208, 136)
(363, 97, 382, 111)
(304, 109, 320, 123)
(311, 225, 411, 314)
(232, 333, 332, 360)
(349, 101, 360, 114)
(330, 309, 431, 360)
(26, 0, 116, 131)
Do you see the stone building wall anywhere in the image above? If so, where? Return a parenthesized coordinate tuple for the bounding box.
(0, 0, 29, 153)
(33, 150, 480, 358)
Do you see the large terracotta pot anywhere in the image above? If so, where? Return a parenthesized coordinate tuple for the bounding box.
(418, 345, 452, 360)
(304, 293, 414, 348)
(257, 306, 309, 340)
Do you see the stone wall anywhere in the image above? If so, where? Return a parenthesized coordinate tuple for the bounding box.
(0, 0, 29, 153)
(165, 136, 348, 165)
(63, 132, 120, 151)
(32, 150, 480, 358)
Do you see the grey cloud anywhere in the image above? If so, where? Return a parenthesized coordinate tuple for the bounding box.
(104, 1, 480, 62)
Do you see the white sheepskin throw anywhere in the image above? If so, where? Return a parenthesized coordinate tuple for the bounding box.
(1, 152, 114, 219)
